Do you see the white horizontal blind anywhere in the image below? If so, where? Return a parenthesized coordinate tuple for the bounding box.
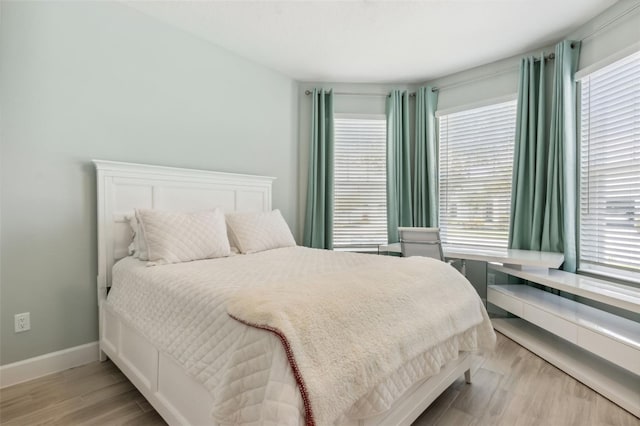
(438, 100, 517, 248)
(579, 50, 640, 280)
(333, 117, 387, 249)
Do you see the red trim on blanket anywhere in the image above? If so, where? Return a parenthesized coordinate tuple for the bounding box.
(228, 314, 315, 426)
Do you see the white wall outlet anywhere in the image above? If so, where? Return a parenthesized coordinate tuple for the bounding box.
(487, 273, 496, 286)
(14, 312, 30, 333)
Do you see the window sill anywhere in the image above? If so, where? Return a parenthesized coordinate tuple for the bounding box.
(333, 247, 381, 254)
(577, 268, 640, 288)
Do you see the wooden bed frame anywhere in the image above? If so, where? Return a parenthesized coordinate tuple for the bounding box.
(94, 160, 472, 426)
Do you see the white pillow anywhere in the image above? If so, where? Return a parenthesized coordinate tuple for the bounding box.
(226, 209, 296, 254)
(136, 208, 230, 264)
(225, 220, 240, 254)
(128, 214, 149, 261)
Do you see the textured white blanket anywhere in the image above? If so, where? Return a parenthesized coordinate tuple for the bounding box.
(108, 247, 495, 425)
(228, 256, 495, 426)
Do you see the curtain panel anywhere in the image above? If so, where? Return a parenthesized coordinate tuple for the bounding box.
(509, 41, 580, 272)
(548, 40, 580, 272)
(303, 88, 335, 249)
(413, 86, 439, 227)
(509, 53, 550, 250)
(386, 90, 413, 243)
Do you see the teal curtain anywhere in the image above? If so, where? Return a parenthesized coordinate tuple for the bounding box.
(508, 41, 580, 272)
(413, 86, 439, 227)
(386, 90, 413, 243)
(303, 88, 334, 249)
(509, 53, 549, 250)
(546, 40, 581, 272)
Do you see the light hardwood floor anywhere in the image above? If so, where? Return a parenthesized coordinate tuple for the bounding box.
(1, 333, 638, 426)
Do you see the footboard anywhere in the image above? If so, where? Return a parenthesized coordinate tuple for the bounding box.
(102, 302, 471, 426)
(357, 353, 471, 426)
(101, 304, 215, 426)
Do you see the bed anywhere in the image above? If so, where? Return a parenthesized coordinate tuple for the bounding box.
(94, 160, 495, 426)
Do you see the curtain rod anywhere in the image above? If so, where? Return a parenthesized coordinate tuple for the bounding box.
(304, 90, 417, 97)
(429, 47, 570, 93)
(535, 52, 556, 62)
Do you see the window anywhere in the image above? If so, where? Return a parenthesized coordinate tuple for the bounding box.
(579, 50, 640, 281)
(438, 100, 517, 248)
(333, 115, 387, 249)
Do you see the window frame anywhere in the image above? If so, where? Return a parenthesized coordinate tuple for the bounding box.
(332, 113, 388, 251)
(576, 48, 640, 284)
(436, 97, 518, 249)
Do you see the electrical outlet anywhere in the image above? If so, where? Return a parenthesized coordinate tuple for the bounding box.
(14, 312, 30, 333)
(487, 273, 496, 286)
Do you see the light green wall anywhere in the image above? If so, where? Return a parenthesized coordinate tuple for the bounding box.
(573, 1, 640, 72)
(0, 1, 298, 365)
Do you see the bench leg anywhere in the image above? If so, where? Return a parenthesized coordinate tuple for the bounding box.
(464, 368, 472, 384)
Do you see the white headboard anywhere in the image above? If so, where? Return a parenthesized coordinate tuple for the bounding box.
(94, 160, 275, 304)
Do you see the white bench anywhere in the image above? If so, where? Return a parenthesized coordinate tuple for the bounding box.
(487, 265, 640, 417)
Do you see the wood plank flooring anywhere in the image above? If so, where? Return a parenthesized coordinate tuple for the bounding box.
(1, 333, 638, 425)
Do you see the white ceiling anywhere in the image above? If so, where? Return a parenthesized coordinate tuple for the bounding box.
(124, 0, 617, 83)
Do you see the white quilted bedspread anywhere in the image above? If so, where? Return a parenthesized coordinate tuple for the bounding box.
(108, 247, 494, 425)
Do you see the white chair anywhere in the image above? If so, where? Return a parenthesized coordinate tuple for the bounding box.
(398, 227, 466, 275)
(398, 227, 444, 260)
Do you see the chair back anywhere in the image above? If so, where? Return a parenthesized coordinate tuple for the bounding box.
(398, 227, 444, 261)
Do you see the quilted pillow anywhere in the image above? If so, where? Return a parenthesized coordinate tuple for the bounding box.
(136, 208, 230, 264)
(128, 215, 149, 261)
(226, 209, 296, 254)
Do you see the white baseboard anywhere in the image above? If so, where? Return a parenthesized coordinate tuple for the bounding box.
(0, 341, 99, 388)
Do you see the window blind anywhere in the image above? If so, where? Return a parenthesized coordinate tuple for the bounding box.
(579, 50, 640, 280)
(333, 117, 387, 249)
(438, 100, 517, 248)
